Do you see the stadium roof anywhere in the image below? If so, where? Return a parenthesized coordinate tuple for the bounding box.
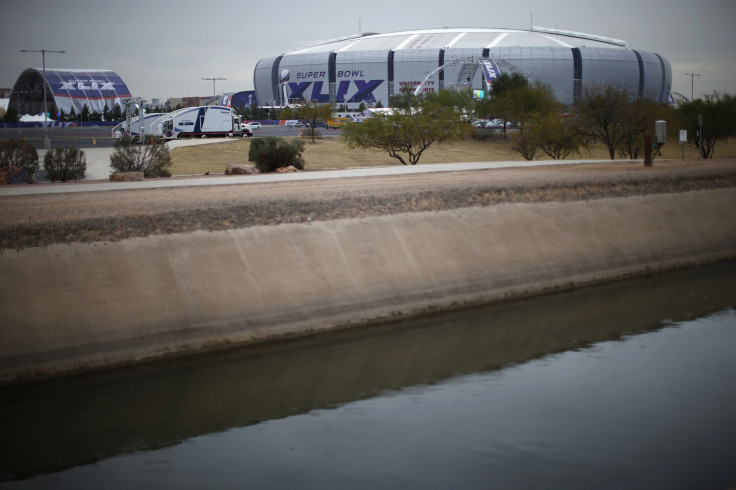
(285, 27, 628, 55)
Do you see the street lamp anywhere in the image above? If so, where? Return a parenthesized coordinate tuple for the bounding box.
(21, 49, 65, 148)
(13, 90, 29, 129)
(684, 73, 701, 101)
(202, 77, 226, 104)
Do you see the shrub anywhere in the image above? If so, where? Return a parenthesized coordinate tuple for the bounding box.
(110, 135, 172, 178)
(43, 147, 86, 182)
(0, 139, 39, 183)
(510, 130, 540, 161)
(534, 114, 585, 160)
(248, 137, 305, 172)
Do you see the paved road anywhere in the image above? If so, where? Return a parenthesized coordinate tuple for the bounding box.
(1, 127, 117, 148)
(0, 125, 332, 149)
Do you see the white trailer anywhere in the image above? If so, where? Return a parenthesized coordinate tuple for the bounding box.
(152, 106, 249, 139)
(111, 113, 166, 140)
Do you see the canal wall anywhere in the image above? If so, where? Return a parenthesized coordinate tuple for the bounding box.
(1, 188, 735, 382)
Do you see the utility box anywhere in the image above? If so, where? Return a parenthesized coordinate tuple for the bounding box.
(655, 120, 667, 144)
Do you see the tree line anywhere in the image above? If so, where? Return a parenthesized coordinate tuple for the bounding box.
(1, 103, 177, 124)
(341, 74, 736, 164)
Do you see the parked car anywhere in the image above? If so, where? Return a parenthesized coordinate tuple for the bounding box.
(306, 121, 328, 129)
(473, 120, 493, 128)
(249, 122, 262, 130)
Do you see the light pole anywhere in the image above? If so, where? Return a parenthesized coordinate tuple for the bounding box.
(684, 73, 700, 101)
(14, 90, 28, 129)
(21, 49, 65, 148)
(202, 77, 226, 104)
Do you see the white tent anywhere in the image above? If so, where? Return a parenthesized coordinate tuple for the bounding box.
(19, 114, 48, 122)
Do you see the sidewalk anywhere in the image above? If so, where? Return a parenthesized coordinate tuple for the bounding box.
(1, 158, 620, 197)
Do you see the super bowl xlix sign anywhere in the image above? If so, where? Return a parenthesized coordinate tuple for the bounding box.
(59, 80, 116, 91)
(280, 68, 383, 104)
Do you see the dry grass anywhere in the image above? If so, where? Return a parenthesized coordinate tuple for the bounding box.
(169, 133, 736, 176)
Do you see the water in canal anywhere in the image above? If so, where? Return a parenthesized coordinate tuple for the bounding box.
(1, 262, 735, 489)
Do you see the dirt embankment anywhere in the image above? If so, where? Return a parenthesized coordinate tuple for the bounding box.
(1, 158, 735, 383)
(2, 159, 735, 251)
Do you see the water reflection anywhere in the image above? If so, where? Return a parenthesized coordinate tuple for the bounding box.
(1, 261, 735, 487)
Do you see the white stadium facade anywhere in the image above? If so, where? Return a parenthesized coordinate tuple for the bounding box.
(254, 27, 672, 108)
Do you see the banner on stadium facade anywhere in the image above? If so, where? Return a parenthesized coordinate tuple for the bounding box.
(479, 59, 500, 86)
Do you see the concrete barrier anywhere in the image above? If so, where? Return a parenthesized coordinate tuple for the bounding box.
(1, 188, 735, 382)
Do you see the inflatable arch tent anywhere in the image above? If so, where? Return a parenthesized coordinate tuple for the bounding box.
(8, 68, 132, 117)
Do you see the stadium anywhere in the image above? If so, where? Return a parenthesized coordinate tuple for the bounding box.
(254, 27, 672, 108)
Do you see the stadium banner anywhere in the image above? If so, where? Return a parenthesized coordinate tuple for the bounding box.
(41, 69, 132, 114)
(479, 59, 500, 85)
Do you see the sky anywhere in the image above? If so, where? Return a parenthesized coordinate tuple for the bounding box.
(1, 0, 734, 102)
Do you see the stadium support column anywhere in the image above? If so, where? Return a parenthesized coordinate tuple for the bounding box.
(656, 53, 668, 103)
(633, 51, 645, 98)
(439, 50, 445, 91)
(271, 56, 284, 106)
(329, 52, 337, 107)
(387, 51, 395, 100)
(571, 48, 582, 103)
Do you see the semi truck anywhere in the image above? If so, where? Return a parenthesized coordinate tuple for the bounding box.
(111, 113, 166, 140)
(153, 106, 251, 139)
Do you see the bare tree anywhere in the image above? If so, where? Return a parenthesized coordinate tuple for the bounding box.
(295, 101, 333, 143)
(676, 92, 736, 159)
(493, 82, 559, 159)
(574, 84, 634, 159)
(343, 92, 471, 165)
(534, 114, 585, 160)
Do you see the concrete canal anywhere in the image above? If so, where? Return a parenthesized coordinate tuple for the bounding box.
(1, 261, 735, 489)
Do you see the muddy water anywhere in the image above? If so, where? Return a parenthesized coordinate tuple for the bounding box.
(1, 261, 735, 489)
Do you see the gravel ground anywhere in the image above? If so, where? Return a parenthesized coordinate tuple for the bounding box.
(1, 159, 735, 250)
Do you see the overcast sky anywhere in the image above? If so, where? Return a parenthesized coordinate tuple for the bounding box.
(1, 0, 734, 102)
